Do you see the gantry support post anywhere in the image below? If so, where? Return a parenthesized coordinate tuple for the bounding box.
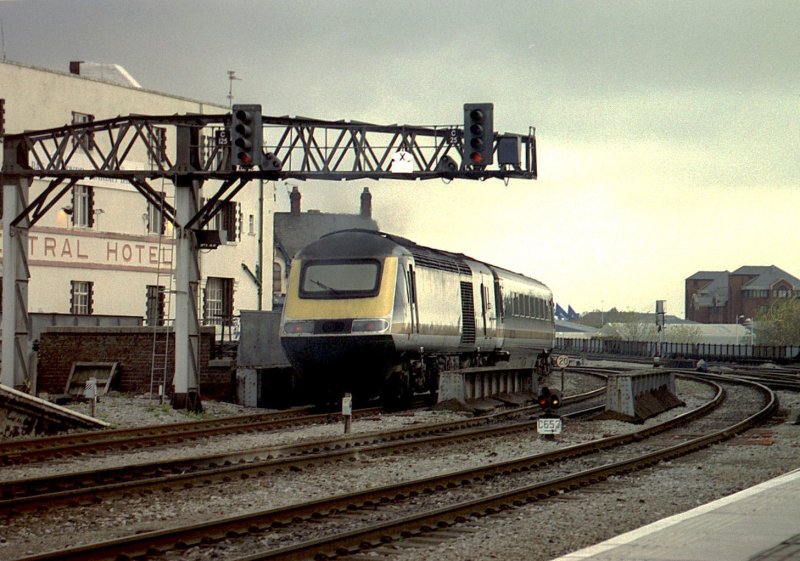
(172, 175, 203, 411)
(1, 174, 31, 390)
(171, 125, 203, 411)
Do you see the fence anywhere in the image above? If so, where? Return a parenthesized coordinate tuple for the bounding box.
(555, 337, 800, 363)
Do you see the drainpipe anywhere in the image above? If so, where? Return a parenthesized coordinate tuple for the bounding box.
(258, 179, 264, 310)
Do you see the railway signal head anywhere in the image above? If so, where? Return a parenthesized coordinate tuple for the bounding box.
(231, 104, 262, 168)
(538, 386, 561, 410)
(463, 102, 494, 167)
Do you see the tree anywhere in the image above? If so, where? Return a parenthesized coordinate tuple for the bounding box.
(755, 299, 800, 345)
(663, 324, 702, 344)
(598, 313, 658, 341)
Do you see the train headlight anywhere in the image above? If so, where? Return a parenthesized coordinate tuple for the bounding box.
(283, 320, 315, 335)
(351, 318, 390, 333)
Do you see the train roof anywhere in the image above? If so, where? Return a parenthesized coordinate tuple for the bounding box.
(306, 229, 550, 290)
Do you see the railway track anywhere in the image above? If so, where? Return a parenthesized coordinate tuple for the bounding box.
(728, 367, 800, 391)
(0, 369, 610, 467)
(0, 405, 384, 466)
(7, 373, 771, 561)
(0, 386, 606, 512)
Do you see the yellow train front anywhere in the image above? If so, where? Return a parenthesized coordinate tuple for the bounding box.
(280, 229, 554, 406)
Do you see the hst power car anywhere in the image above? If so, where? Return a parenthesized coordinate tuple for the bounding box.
(280, 230, 554, 405)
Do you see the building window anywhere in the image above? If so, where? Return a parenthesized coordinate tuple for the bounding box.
(72, 111, 95, 151)
(248, 214, 255, 235)
(147, 194, 167, 235)
(204, 277, 234, 326)
(72, 184, 94, 228)
(146, 285, 166, 326)
(70, 280, 93, 315)
(273, 263, 282, 295)
(221, 201, 238, 243)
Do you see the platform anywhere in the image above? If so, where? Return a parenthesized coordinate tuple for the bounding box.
(552, 468, 800, 561)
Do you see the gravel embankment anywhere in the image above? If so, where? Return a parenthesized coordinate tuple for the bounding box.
(1, 366, 797, 561)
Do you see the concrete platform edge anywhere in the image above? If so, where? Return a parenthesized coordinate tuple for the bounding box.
(551, 467, 800, 560)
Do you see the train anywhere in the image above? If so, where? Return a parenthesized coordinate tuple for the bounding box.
(279, 229, 555, 406)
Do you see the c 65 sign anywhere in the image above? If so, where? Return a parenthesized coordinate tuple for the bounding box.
(537, 415, 563, 435)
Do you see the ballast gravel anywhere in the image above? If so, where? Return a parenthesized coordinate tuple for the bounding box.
(1, 363, 798, 561)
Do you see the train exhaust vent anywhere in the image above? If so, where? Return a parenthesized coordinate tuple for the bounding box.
(460, 281, 476, 346)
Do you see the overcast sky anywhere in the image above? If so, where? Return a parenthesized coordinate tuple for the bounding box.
(2, 0, 798, 318)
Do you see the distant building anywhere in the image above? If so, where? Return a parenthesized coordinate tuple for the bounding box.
(272, 186, 378, 307)
(686, 266, 800, 323)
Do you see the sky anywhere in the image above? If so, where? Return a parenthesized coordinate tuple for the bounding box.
(1, 0, 798, 318)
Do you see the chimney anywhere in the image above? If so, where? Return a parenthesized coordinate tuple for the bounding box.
(360, 187, 372, 218)
(290, 186, 301, 215)
(69, 61, 83, 75)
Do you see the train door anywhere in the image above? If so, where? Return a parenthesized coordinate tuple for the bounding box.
(492, 271, 505, 348)
(406, 264, 419, 334)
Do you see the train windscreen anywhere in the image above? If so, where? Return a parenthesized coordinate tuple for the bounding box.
(300, 259, 381, 298)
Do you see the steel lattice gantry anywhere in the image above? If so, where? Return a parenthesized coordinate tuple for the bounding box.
(0, 109, 537, 409)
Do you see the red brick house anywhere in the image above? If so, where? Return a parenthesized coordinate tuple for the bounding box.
(686, 266, 800, 323)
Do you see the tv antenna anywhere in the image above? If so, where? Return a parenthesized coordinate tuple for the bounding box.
(227, 70, 241, 109)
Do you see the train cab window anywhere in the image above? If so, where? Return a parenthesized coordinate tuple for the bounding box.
(300, 259, 381, 299)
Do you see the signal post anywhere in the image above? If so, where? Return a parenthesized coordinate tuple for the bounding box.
(537, 385, 562, 440)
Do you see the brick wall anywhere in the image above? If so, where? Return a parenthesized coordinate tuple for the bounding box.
(37, 327, 234, 401)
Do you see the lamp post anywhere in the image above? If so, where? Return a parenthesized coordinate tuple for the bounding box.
(744, 318, 754, 347)
(736, 315, 744, 345)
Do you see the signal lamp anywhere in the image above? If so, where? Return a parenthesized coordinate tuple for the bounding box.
(230, 104, 262, 168)
(537, 386, 561, 409)
(463, 103, 494, 167)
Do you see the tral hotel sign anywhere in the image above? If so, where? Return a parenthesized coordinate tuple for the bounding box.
(0, 228, 174, 273)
